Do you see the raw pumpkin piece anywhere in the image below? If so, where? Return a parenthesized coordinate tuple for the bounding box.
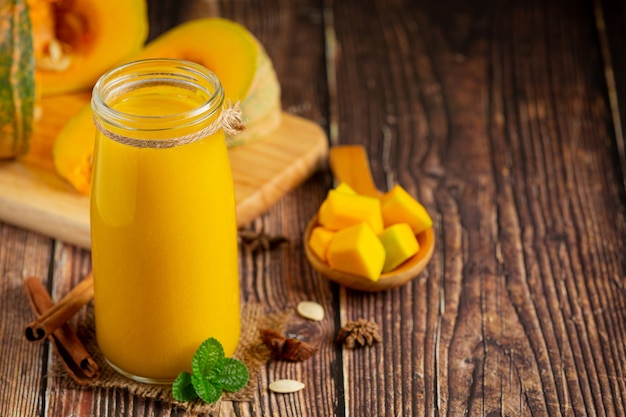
(326, 223, 385, 281)
(381, 185, 432, 234)
(52, 104, 93, 193)
(379, 223, 419, 273)
(308, 226, 335, 262)
(29, 0, 149, 96)
(134, 18, 257, 102)
(334, 182, 356, 195)
(314, 183, 355, 227)
(0, 0, 35, 159)
(318, 190, 383, 234)
(132, 17, 281, 146)
(53, 17, 281, 194)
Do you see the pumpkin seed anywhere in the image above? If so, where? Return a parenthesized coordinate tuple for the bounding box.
(269, 379, 305, 394)
(296, 301, 325, 321)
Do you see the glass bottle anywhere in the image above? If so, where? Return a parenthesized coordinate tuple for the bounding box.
(90, 58, 241, 383)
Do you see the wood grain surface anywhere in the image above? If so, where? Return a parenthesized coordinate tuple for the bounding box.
(1, 0, 626, 416)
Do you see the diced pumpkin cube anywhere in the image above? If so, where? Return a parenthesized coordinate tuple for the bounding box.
(379, 223, 419, 273)
(316, 183, 355, 225)
(318, 190, 383, 234)
(381, 185, 432, 234)
(308, 226, 335, 262)
(334, 182, 356, 195)
(326, 223, 385, 281)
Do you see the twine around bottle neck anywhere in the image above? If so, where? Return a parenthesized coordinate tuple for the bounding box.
(93, 101, 245, 149)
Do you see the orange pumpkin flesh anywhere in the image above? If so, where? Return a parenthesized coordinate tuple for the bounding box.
(133, 18, 259, 102)
(29, 0, 149, 96)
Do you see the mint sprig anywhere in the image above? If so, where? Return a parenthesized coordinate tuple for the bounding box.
(172, 337, 249, 404)
(172, 372, 198, 402)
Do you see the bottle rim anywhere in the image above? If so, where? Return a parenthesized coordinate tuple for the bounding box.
(91, 58, 224, 136)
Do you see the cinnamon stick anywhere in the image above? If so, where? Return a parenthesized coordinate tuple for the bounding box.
(24, 276, 100, 384)
(25, 272, 94, 342)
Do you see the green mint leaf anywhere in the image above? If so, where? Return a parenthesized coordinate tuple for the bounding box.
(217, 358, 249, 392)
(172, 337, 249, 404)
(192, 373, 223, 404)
(172, 371, 198, 402)
(192, 337, 225, 379)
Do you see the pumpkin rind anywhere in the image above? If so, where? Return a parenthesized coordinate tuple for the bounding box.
(227, 40, 281, 147)
(0, 0, 35, 159)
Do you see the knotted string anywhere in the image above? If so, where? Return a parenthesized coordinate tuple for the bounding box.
(93, 101, 245, 149)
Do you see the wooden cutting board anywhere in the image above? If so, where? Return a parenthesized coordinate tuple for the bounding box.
(0, 93, 328, 249)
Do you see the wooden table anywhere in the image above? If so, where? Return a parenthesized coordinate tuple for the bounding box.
(2, 0, 626, 415)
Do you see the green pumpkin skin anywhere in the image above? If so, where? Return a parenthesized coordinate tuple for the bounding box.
(0, 0, 35, 159)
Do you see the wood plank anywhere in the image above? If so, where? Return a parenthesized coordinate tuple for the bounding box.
(597, 0, 626, 193)
(329, 0, 626, 415)
(0, 227, 53, 417)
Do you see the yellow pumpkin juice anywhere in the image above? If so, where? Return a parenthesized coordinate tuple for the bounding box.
(90, 60, 240, 383)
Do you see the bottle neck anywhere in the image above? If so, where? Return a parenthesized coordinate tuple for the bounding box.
(91, 59, 225, 146)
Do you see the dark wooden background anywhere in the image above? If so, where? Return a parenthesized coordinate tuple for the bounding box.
(2, 0, 625, 415)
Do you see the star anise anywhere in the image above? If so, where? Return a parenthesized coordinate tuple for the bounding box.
(260, 328, 317, 362)
(238, 227, 289, 253)
(336, 319, 382, 349)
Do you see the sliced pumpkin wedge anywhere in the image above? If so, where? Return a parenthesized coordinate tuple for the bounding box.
(134, 18, 259, 102)
(52, 104, 93, 194)
(29, 0, 149, 96)
(53, 17, 282, 194)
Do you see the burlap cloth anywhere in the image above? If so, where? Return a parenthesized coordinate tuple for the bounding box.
(52, 303, 290, 414)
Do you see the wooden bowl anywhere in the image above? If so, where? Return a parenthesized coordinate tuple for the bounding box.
(304, 216, 435, 292)
(304, 145, 436, 292)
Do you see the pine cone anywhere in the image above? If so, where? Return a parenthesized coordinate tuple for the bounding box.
(336, 319, 382, 349)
